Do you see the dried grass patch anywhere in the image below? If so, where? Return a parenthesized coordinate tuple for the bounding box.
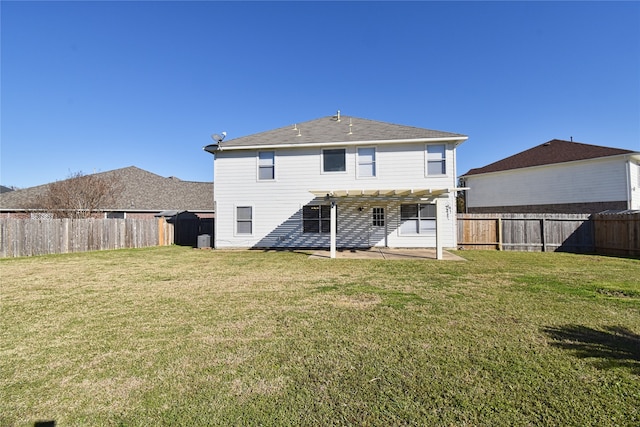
(326, 293, 382, 309)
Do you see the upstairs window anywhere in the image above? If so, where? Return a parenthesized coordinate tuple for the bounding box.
(426, 144, 446, 175)
(258, 151, 275, 180)
(399, 204, 436, 235)
(302, 204, 335, 234)
(323, 148, 346, 172)
(357, 147, 376, 177)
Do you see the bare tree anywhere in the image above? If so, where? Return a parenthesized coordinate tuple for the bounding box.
(35, 171, 123, 219)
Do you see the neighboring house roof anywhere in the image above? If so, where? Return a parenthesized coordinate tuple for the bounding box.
(463, 139, 636, 176)
(0, 185, 15, 194)
(205, 114, 467, 151)
(0, 166, 214, 211)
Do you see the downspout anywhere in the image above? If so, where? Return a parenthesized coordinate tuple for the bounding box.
(213, 155, 217, 249)
(625, 156, 632, 210)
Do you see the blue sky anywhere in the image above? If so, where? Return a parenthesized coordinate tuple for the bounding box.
(2, 1, 639, 188)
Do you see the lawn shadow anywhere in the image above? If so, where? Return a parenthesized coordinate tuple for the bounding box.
(542, 325, 640, 375)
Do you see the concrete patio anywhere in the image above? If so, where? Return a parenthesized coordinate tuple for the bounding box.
(308, 248, 466, 261)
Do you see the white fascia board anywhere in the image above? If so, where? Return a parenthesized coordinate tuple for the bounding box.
(210, 136, 468, 152)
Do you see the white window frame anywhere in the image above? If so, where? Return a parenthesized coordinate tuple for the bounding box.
(425, 144, 447, 176)
(372, 207, 385, 227)
(302, 204, 335, 234)
(321, 148, 347, 174)
(399, 203, 436, 236)
(357, 146, 377, 178)
(235, 205, 254, 236)
(257, 151, 275, 181)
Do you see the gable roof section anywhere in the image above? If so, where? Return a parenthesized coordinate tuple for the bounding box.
(206, 115, 467, 151)
(0, 166, 214, 211)
(463, 139, 636, 176)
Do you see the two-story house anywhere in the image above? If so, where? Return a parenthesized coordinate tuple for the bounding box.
(204, 113, 468, 258)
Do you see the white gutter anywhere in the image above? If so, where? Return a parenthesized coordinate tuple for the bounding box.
(204, 136, 468, 152)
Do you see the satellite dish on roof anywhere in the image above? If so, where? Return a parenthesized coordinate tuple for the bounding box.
(211, 131, 226, 143)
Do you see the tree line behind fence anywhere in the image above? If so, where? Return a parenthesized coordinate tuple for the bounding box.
(0, 218, 173, 258)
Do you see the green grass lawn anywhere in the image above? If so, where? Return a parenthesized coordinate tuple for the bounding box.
(1, 247, 639, 426)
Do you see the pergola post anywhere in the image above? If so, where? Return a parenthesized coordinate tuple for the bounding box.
(435, 197, 444, 260)
(330, 201, 337, 259)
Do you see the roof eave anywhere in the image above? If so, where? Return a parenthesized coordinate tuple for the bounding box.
(203, 144, 219, 154)
(211, 136, 468, 151)
(462, 152, 640, 178)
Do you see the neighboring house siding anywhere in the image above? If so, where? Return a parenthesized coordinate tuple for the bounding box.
(466, 201, 628, 214)
(214, 142, 458, 249)
(466, 157, 630, 211)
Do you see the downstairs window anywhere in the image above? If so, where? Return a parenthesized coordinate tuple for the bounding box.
(302, 204, 336, 234)
(400, 204, 436, 235)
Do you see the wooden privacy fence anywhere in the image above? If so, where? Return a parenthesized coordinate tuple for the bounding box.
(457, 213, 594, 252)
(0, 218, 173, 258)
(593, 211, 640, 257)
(458, 212, 640, 256)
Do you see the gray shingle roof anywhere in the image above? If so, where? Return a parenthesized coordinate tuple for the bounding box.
(208, 115, 467, 150)
(462, 139, 637, 176)
(0, 166, 214, 211)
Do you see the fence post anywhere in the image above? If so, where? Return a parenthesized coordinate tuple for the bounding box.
(497, 217, 503, 251)
(541, 218, 546, 252)
(158, 217, 164, 246)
